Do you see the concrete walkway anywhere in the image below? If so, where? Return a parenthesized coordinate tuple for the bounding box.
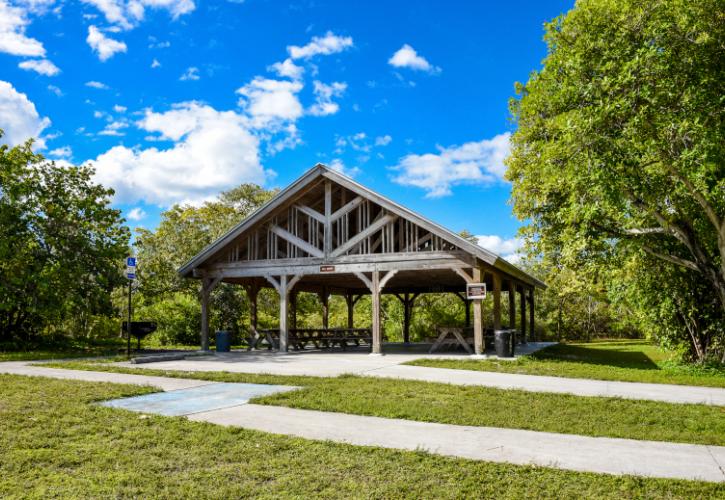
(189, 404, 725, 483)
(114, 350, 725, 406)
(2, 361, 724, 482)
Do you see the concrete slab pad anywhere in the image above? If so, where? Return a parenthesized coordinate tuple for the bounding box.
(188, 404, 725, 483)
(100, 382, 299, 416)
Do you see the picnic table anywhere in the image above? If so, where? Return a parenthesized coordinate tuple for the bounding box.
(248, 328, 373, 351)
(429, 327, 512, 354)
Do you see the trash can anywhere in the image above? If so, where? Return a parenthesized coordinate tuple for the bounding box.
(494, 330, 513, 358)
(215, 330, 231, 352)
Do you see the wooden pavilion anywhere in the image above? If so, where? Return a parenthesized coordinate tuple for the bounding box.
(179, 164, 546, 354)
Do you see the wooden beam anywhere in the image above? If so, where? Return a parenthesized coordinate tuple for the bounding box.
(371, 270, 382, 354)
(199, 276, 222, 351)
(330, 214, 397, 258)
(354, 272, 373, 291)
(378, 269, 398, 291)
(508, 279, 516, 330)
(472, 268, 483, 355)
(324, 181, 332, 257)
(493, 272, 502, 331)
(453, 267, 474, 283)
(520, 286, 527, 343)
(296, 204, 325, 224)
(331, 196, 363, 222)
(279, 275, 288, 352)
(269, 224, 324, 258)
(529, 288, 535, 342)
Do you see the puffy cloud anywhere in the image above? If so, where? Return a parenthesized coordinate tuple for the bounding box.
(85, 80, 109, 89)
(179, 66, 200, 81)
(374, 134, 392, 146)
(268, 58, 304, 80)
(91, 102, 267, 206)
(87, 25, 127, 61)
(391, 132, 511, 197)
(236, 77, 303, 128)
(81, 0, 195, 30)
(48, 145, 72, 159)
(47, 84, 62, 96)
(308, 80, 346, 116)
(151, 58, 161, 68)
(328, 158, 359, 178)
(0, 0, 46, 57)
(18, 58, 60, 76)
(127, 207, 147, 220)
(0, 80, 50, 147)
(475, 235, 523, 263)
(287, 31, 353, 60)
(388, 44, 440, 73)
(113, 104, 127, 113)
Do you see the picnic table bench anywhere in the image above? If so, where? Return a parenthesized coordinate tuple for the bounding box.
(429, 327, 517, 354)
(249, 328, 373, 351)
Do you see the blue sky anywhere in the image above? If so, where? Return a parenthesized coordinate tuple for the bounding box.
(0, 0, 573, 260)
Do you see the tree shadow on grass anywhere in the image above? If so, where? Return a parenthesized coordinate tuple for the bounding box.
(531, 343, 660, 370)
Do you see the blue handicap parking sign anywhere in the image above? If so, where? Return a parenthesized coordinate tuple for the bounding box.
(126, 257, 136, 267)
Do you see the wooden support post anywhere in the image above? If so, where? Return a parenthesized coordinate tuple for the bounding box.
(371, 271, 381, 354)
(248, 283, 259, 331)
(290, 290, 298, 330)
(456, 292, 471, 328)
(345, 292, 354, 329)
(323, 181, 332, 257)
(492, 272, 502, 331)
(395, 293, 419, 344)
(319, 287, 329, 329)
(200, 282, 210, 351)
(529, 288, 535, 342)
(508, 280, 516, 331)
(472, 268, 484, 355)
(519, 287, 527, 344)
(279, 275, 288, 352)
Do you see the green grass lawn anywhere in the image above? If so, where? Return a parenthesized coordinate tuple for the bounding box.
(42, 361, 725, 447)
(407, 340, 725, 387)
(2, 374, 723, 498)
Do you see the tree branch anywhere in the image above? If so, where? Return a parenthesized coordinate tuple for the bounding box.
(664, 162, 722, 233)
(642, 246, 699, 271)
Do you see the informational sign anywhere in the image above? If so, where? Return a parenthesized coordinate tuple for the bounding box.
(126, 256, 137, 280)
(320, 265, 335, 273)
(122, 321, 157, 338)
(466, 283, 487, 300)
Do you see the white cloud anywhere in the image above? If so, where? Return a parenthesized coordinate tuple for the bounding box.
(151, 58, 161, 68)
(179, 66, 200, 81)
(0, 0, 46, 57)
(328, 158, 360, 178)
(268, 58, 303, 80)
(98, 119, 128, 136)
(113, 104, 127, 113)
(81, 0, 195, 30)
(0, 80, 51, 148)
(236, 77, 303, 128)
(308, 80, 346, 116)
(287, 31, 353, 60)
(475, 235, 523, 263)
(127, 207, 146, 220)
(375, 134, 392, 146)
(391, 132, 511, 197)
(48, 145, 72, 159)
(18, 58, 59, 76)
(91, 102, 267, 206)
(47, 84, 62, 96)
(388, 44, 440, 73)
(85, 80, 109, 89)
(87, 25, 127, 61)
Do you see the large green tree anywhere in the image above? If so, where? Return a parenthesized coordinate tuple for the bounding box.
(0, 136, 129, 342)
(506, 0, 724, 360)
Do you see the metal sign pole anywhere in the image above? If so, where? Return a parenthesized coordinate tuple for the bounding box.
(127, 279, 132, 358)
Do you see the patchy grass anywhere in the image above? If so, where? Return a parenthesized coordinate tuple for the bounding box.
(2, 374, 724, 498)
(407, 340, 725, 387)
(42, 361, 725, 446)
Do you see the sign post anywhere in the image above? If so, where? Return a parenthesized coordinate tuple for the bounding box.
(125, 257, 136, 358)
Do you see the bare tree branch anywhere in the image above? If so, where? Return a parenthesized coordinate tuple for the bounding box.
(642, 246, 699, 271)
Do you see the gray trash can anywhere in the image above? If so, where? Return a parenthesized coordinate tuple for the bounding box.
(494, 330, 513, 358)
(215, 330, 231, 352)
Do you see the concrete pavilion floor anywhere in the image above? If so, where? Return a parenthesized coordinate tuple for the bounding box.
(119, 342, 556, 378)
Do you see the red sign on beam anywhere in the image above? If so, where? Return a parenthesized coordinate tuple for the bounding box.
(320, 265, 335, 273)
